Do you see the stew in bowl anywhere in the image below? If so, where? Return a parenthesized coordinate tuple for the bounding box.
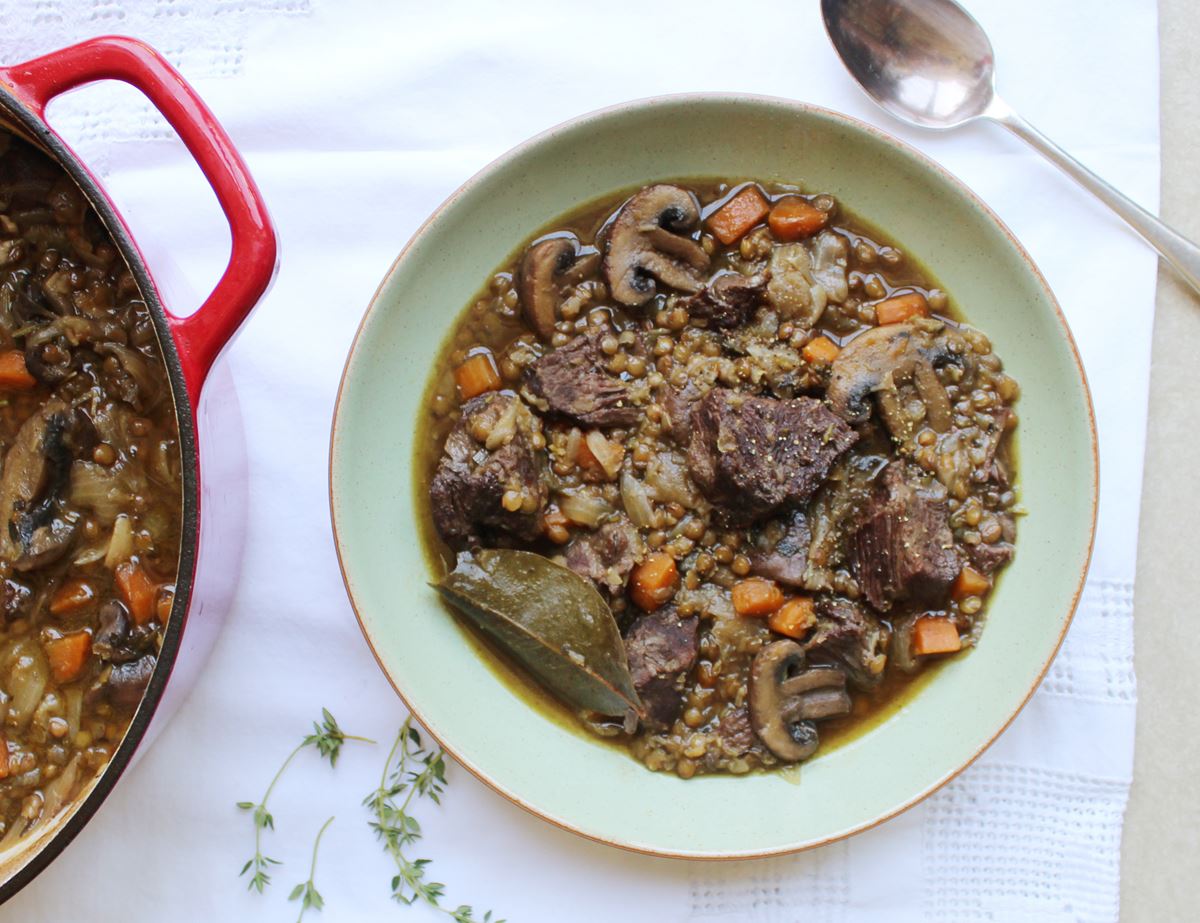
(332, 95, 1096, 858)
(419, 178, 1019, 778)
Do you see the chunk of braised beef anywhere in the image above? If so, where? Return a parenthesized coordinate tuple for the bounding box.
(107, 653, 156, 707)
(804, 597, 890, 689)
(687, 388, 857, 523)
(2, 578, 32, 622)
(524, 330, 639, 427)
(623, 607, 698, 729)
(656, 381, 703, 444)
(716, 706, 755, 756)
(976, 407, 1012, 488)
(682, 272, 765, 328)
(805, 449, 890, 590)
(429, 391, 547, 545)
(969, 540, 1014, 575)
(748, 510, 811, 587)
(564, 518, 645, 593)
(850, 463, 960, 611)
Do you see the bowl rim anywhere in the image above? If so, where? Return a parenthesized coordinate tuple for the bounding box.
(328, 90, 1099, 860)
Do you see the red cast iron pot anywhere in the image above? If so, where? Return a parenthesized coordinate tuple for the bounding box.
(0, 36, 277, 899)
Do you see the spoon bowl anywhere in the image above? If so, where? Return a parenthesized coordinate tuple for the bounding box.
(822, 0, 996, 128)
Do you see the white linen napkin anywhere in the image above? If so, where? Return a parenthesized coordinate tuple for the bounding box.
(1, 1, 1156, 920)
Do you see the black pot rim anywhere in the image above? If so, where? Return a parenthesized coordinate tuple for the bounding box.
(0, 82, 201, 903)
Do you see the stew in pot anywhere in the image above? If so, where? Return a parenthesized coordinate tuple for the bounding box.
(0, 129, 181, 837)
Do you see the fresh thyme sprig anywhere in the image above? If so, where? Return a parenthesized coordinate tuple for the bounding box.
(289, 816, 334, 923)
(238, 708, 373, 892)
(364, 718, 504, 923)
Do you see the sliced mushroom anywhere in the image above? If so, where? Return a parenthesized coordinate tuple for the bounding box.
(0, 400, 82, 571)
(18, 517, 79, 570)
(93, 599, 156, 665)
(826, 320, 956, 439)
(749, 639, 852, 762)
(107, 653, 156, 707)
(603, 184, 710, 306)
(518, 235, 600, 341)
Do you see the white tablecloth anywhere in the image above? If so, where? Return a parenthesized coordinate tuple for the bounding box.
(0, 1, 1158, 920)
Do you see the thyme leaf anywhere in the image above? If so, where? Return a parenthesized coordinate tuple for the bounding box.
(364, 718, 504, 922)
(289, 815, 334, 922)
(238, 708, 372, 893)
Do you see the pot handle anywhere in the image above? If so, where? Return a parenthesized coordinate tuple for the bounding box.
(0, 35, 278, 400)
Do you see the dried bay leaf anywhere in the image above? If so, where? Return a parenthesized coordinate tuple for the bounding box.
(435, 548, 643, 718)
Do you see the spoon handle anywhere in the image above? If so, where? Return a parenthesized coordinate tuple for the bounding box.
(987, 97, 1200, 295)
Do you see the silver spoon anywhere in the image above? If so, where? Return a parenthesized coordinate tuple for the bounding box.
(822, 0, 1200, 294)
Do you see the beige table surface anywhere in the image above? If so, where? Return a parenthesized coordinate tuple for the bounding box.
(1121, 1, 1200, 918)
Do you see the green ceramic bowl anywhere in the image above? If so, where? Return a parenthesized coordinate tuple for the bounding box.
(330, 94, 1097, 859)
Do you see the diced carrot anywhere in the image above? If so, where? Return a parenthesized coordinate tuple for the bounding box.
(543, 508, 571, 545)
(156, 585, 176, 623)
(768, 197, 828, 241)
(732, 577, 785, 618)
(707, 185, 770, 245)
(874, 292, 929, 326)
(768, 597, 816, 639)
(802, 335, 841, 365)
(911, 616, 962, 656)
(44, 631, 92, 684)
(454, 351, 502, 400)
(952, 565, 991, 601)
(49, 578, 97, 616)
(0, 733, 8, 780)
(115, 560, 157, 626)
(0, 350, 37, 391)
(629, 552, 679, 611)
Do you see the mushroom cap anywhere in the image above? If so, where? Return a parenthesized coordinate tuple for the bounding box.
(603, 184, 711, 306)
(517, 235, 599, 342)
(749, 639, 851, 762)
(826, 321, 955, 434)
(827, 323, 917, 423)
(15, 515, 79, 572)
(0, 400, 81, 571)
